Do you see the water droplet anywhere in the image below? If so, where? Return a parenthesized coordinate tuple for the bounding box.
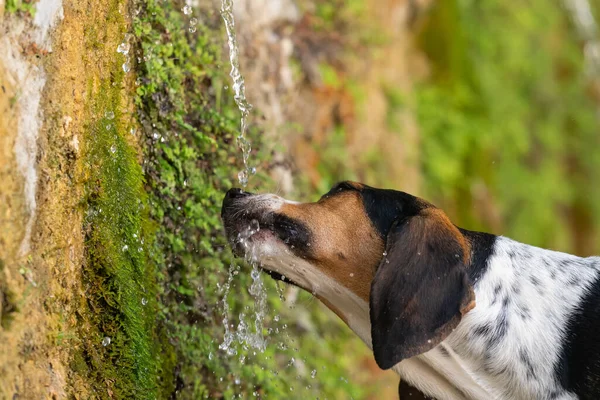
(105, 111, 115, 120)
(130, 128, 136, 135)
(238, 170, 249, 186)
(250, 166, 257, 175)
(122, 61, 131, 73)
(106, 124, 112, 130)
(117, 42, 130, 55)
(190, 17, 198, 26)
(274, 315, 279, 322)
(122, 245, 128, 252)
(311, 369, 317, 378)
(141, 297, 148, 306)
(189, 26, 197, 33)
(102, 337, 111, 346)
(110, 145, 117, 154)
(182, 4, 192, 14)
(208, 352, 213, 360)
(383, 251, 387, 256)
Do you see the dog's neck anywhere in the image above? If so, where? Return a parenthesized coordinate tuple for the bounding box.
(392, 236, 598, 400)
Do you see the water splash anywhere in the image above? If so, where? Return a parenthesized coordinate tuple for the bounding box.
(219, 220, 268, 355)
(220, 0, 255, 187)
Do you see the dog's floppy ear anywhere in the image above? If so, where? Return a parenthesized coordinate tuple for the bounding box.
(370, 208, 475, 369)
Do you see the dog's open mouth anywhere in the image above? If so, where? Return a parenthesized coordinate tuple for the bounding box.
(223, 217, 308, 287)
(221, 189, 313, 288)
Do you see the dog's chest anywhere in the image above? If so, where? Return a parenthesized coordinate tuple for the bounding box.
(436, 237, 600, 399)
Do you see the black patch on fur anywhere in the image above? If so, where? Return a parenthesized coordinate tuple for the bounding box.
(439, 345, 450, 357)
(548, 391, 563, 400)
(473, 323, 492, 338)
(530, 275, 541, 287)
(517, 304, 531, 320)
(491, 284, 502, 305)
(567, 275, 581, 287)
(491, 309, 509, 345)
(459, 229, 497, 285)
(555, 271, 600, 399)
(483, 350, 509, 376)
(512, 284, 522, 296)
(358, 185, 424, 238)
(519, 348, 536, 380)
(268, 214, 313, 256)
(398, 380, 434, 399)
(494, 284, 502, 296)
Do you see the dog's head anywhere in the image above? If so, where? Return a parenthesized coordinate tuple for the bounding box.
(221, 181, 475, 369)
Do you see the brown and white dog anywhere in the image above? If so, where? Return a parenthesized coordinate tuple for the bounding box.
(221, 181, 600, 400)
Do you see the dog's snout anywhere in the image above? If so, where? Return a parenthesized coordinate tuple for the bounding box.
(224, 188, 251, 201)
(222, 188, 252, 219)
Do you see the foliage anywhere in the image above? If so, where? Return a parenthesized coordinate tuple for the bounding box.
(132, 0, 372, 398)
(415, 0, 600, 253)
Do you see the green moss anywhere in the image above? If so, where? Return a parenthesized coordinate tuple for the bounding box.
(132, 0, 372, 398)
(69, 0, 176, 397)
(79, 72, 168, 397)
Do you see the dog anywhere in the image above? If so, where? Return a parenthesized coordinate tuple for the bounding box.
(221, 181, 600, 399)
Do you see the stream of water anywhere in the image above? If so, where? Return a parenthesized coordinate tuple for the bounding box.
(221, 0, 255, 188)
(217, 0, 271, 361)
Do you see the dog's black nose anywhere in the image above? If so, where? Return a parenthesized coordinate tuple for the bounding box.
(224, 188, 251, 201)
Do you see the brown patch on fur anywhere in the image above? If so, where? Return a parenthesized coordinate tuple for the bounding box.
(423, 208, 471, 263)
(461, 298, 477, 315)
(345, 181, 364, 190)
(279, 191, 384, 302)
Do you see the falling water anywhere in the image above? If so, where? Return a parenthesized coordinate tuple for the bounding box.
(220, 0, 255, 188)
(218, 220, 268, 355)
(216, 0, 298, 390)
